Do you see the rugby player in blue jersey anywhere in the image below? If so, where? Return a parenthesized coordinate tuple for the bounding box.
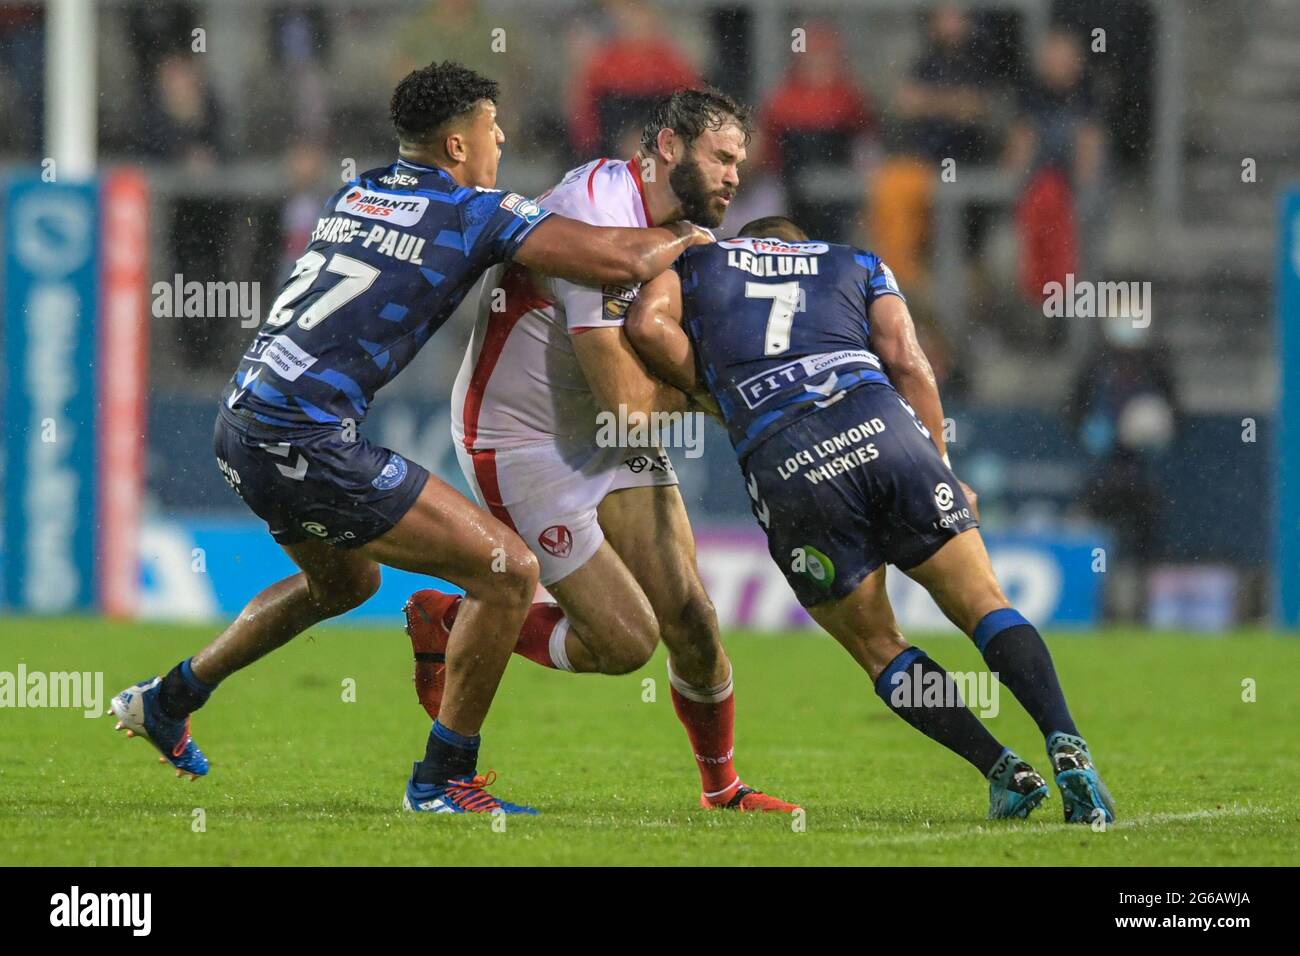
(109, 62, 713, 815)
(625, 216, 1115, 823)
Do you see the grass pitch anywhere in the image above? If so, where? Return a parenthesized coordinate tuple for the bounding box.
(1, 617, 1296, 866)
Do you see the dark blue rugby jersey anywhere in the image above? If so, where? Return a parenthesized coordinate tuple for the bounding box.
(223, 158, 550, 429)
(676, 237, 905, 458)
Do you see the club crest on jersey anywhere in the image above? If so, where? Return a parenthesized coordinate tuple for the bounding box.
(372, 452, 409, 491)
(538, 524, 573, 558)
(499, 192, 544, 224)
(336, 188, 428, 226)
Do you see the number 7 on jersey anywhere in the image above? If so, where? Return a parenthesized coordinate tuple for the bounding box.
(746, 280, 802, 355)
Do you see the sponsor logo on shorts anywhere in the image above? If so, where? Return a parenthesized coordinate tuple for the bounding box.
(336, 188, 428, 226)
(938, 507, 972, 530)
(538, 524, 573, 558)
(623, 452, 675, 475)
(302, 520, 357, 546)
(934, 482, 955, 511)
(216, 456, 242, 491)
(371, 452, 409, 491)
(798, 545, 836, 591)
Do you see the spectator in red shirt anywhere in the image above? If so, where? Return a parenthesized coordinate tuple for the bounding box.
(759, 21, 874, 241)
(760, 21, 874, 173)
(568, 0, 698, 159)
(1006, 27, 1105, 345)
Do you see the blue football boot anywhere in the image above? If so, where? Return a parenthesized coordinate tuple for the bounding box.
(987, 748, 1049, 820)
(1048, 732, 1116, 825)
(402, 765, 538, 815)
(110, 677, 209, 779)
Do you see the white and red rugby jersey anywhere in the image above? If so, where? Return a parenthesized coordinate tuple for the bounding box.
(451, 157, 655, 451)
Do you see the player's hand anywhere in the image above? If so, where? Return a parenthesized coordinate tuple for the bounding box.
(685, 224, 716, 246)
(958, 479, 980, 522)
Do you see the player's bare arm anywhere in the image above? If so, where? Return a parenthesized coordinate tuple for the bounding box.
(869, 294, 949, 461)
(571, 324, 689, 420)
(870, 295, 977, 511)
(625, 268, 724, 420)
(514, 216, 711, 287)
(624, 268, 696, 392)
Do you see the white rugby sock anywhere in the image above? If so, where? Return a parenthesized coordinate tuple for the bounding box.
(666, 659, 733, 703)
(548, 617, 576, 672)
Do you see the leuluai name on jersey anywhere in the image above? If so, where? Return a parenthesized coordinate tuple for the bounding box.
(721, 237, 828, 277)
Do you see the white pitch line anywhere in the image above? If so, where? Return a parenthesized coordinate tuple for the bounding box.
(820, 805, 1284, 848)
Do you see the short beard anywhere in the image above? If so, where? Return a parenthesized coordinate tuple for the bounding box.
(669, 155, 731, 228)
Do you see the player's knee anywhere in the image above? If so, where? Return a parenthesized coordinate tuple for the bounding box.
(600, 633, 657, 675)
(950, 580, 1011, 637)
(480, 545, 539, 609)
(658, 586, 720, 652)
(595, 608, 659, 675)
(309, 563, 381, 617)
(864, 626, 908, 662)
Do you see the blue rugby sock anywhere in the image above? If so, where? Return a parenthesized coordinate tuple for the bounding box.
(973, 609, 1079, 740)
(415, 719, 480, 785)
(874, 647, 1007, 776)
(158, 658, 217, 719)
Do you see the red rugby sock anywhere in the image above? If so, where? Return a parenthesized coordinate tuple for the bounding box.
(513, 603, 569, 670)
(670, 676, 739, 800)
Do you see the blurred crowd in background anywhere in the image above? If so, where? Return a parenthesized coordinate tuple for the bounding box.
(2, 0, 1278, 621)
(0, 0, 1160, 372)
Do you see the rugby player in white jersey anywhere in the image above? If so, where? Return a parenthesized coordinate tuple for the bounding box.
(406, 89, 798, 812)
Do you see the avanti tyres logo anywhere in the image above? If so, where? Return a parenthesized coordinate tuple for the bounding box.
(336, 188, 428, 226)
(718, 237, 827, 255)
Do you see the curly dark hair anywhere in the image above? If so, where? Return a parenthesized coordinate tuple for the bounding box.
(639, 87, 753, 156)
(390, 61, 499, 146)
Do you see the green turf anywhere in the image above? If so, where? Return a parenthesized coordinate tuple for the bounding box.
(1, 617, 1297, 865)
